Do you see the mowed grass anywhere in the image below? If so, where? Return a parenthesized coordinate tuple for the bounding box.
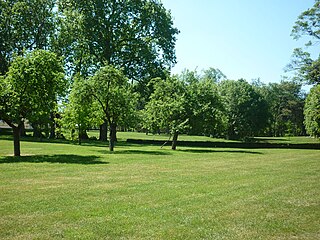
(0, 136, 319, 239)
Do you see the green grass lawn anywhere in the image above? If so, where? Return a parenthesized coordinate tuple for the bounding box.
(0, 136, 319, 239)
(89, 130, 320, 144)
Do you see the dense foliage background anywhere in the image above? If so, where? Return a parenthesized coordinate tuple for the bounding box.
(0, 0, 319, 155)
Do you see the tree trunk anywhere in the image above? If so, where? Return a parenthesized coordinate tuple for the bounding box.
(109, 123, 117, 151)
(20, 122, 27, 137)
(78, 125, 81, 145)
(32, 123, 43, 138)
(99, 121, 108, 141)
(79, 129, 89, 142)
(49, 112, 56, 139)
(171, 130, 179, 150)
(13, 126, 21, 156)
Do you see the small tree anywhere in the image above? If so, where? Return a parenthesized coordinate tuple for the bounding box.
(144, 76, 188, 150)
(0, 50, 65, 156)
(88, 65, 137, 151)
(304, 85, 320, 137)
(61, 75, 101, 144)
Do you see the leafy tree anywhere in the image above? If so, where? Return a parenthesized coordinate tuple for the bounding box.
(291, 0, 320, 46)
(181, 71, 224, 136)
(262, 80, 305, 136)
(0, 0, 56, 75)
(287, 48, 320, 85)
(219, 79, 269, 140)
(304, 85, 320, 137)
(0, 50, 66, 156)
(57, 0, 179, 80)
(202, 67, 227, 83)
(288, 0, 320, 85)
(57, 0, 179, 138)
(144, 76, 188, 150)
(61, 75, 101, 144)
(88, 65, 137, 151)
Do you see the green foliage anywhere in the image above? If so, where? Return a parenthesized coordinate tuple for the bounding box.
(57, 0, 179, 81)
(89, 65, 137, 127)
(60, 75, 101, 140)
(144, 76, 188, 135)
(219, 79, 269, 139)
(175, 68, 225, 136)
(185, 77, 224, 136)
(287, 48, 320, 85)
(0, 50, 65, 126)
(291, 0, 320, 45)
(0, 0, 56, 75)
(0, 49, 66, 155)
(304, 84, 320, 137)
(87, 64, 138, 150)
(202, 67, 227, 83)
(289, 0, 320, 85)
(262, 80, 305, 136)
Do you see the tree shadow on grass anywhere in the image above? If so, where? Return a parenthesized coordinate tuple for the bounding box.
(96, 149, 172, 155)
(0, 154, 109, 165)
(177, 149, 263, 155)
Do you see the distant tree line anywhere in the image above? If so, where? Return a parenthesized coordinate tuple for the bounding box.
(0, 0, 319, 156)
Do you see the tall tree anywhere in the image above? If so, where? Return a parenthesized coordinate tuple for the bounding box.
(57, 0, 179, 138)
(288, 0, 320, 85)
(304, 85, 320, 137)
(0, 0, 56, 75)
(262, 80, 305, 136)
(88, 65, 137, 151)
(57, 0, 179, 80)
(0, 50, 66, 156)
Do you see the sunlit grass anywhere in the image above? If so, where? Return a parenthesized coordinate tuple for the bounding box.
(0, 136, 319, 239)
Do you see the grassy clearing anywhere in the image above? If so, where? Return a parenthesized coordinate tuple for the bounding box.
(0, 136, 319, 239)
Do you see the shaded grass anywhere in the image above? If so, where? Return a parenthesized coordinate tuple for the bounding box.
(0, 137, 319, 239)
(0, 154, 108, 165)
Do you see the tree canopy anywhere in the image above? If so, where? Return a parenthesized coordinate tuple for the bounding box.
(87, 65, 137, 151)
(0, 49, 65, 156)
(144, 76, 188, 150)
(289, 0, 320, 85)
(57, 0, 179, 81)
(0, 0, 56, 75)
(219, 79, 269, 140)
(304, 85, 320, 137)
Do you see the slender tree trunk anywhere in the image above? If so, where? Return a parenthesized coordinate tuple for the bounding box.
(99, 121, 108, 141)
(13, 126, 21, 156)
(20, 122, 27, 137)
(49, 112, 56, 139)
(78, 125, 81, 145)
(109, 123, 117, 151)
(171, 130, 179, 150)
(32, 123, 43, 138)
(79, 130, 89, 140)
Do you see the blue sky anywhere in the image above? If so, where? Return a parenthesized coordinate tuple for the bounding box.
(161, 0, 317, 84)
